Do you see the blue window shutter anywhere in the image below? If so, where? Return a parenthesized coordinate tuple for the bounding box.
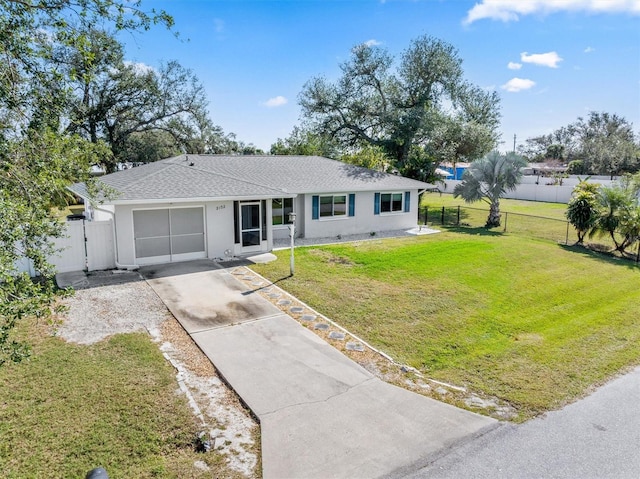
(404, 191, 410, 213)
(374, 193, 380, 215)
(312, 195, 319, 220)
(348, 194, 355, 217)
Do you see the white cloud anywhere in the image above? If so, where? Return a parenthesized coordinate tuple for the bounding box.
(463, 0, 640, 25)
(521, 51, 563, 68)
(584, 46, 595, 53)
(364, 39, 382, 47)
(123, 61, 155, 75)
(263, 96, 288, 108)
(508, 61, 522, 70)
(502, 77, 536, 92)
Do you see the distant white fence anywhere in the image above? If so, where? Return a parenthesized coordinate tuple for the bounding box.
(17, 220, 115, 276)
(441, 176, 616, 204)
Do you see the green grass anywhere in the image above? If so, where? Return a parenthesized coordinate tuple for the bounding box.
(420, 192, 620, 250)
(253, 232, 640, 420)
(421, 192, 569, 219)
(0, 321, 236, 478)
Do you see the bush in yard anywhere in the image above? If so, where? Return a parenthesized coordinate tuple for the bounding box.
(589, 173, 640, 254)
(566, 179, 599, 244)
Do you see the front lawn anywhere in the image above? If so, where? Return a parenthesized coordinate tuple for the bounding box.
(252, 232, 640, 420)
(0, 321, 234, 478)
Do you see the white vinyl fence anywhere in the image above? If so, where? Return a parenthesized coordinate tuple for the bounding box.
(17, 220, 115, 276)
(441, 176, 616, 204)
(83, 220, 116, 271)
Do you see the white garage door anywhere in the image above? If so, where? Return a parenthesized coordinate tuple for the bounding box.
(133, 207, 206, 265)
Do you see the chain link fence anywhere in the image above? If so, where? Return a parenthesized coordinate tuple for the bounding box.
(418, 205, 628, 256)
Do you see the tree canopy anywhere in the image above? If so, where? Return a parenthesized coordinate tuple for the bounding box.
(0, 0, 181, 365)
(48, 25, 245, 171)
(299, 35, 501, 181)
(520, 112, 639, 177)
(270, 126, 340, 158)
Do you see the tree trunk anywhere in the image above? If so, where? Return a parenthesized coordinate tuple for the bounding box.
(486, 198, 501, 228)
(609, 230, 623, 252)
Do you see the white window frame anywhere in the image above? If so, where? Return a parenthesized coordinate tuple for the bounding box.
(319, 194, 348, 219)
(380, 192, 404, 214)
(272, 197, 294, 227)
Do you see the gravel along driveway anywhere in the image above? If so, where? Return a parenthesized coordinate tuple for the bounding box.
(60, 280, 259, 477)
(60, 279, 170, 344)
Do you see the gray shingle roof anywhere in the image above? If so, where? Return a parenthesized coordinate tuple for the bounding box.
(69, 155, 433, 203)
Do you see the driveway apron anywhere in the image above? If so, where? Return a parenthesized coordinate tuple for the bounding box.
(141, 260, 497, 479)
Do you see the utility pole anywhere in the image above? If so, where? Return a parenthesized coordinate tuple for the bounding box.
(513, 134, 516, 153)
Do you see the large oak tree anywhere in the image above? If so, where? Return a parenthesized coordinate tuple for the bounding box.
(299, 35, 501, 180)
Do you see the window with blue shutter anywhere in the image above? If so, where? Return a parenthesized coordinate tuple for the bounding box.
(374, 192, 380, 215)
(348, 194, 355, 217)
(404, 191, 410, 213)
(312, 195, 319, 220)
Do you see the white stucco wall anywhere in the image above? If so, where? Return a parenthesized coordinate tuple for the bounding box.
(92, 204, 114, 221)
(301, 190, 421, 239)
(110, 190, 420, 265)
(206, 200, 236, 258)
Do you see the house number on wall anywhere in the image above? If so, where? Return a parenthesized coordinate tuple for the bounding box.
(216, 205, 226, 211)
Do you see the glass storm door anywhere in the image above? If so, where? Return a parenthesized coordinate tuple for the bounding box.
(241, 202, 262, 249)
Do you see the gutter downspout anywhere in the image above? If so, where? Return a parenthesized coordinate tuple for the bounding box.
(93, 204, 139, 270)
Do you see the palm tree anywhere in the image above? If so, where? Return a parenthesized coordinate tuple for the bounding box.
(453, 151, 527, 227)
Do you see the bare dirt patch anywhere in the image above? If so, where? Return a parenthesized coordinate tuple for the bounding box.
(60, 281, 259, 477)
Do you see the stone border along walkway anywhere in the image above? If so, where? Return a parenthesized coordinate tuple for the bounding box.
(231, 265, 517, 421)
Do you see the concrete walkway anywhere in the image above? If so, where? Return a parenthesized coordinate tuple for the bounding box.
(140, 260, 497, 479)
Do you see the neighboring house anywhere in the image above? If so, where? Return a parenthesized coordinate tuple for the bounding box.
(440, 162, 470, 180)
(69, 155, 432, 267)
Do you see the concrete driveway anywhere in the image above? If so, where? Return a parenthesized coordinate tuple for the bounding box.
(141, 260, 497, 479)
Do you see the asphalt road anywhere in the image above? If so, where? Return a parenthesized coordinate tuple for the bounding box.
(406, 366, 640, 479)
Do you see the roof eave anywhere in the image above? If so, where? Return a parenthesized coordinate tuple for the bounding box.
(98, 193, 298, 206)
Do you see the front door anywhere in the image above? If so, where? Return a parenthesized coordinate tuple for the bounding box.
(240, 202, 262, 252)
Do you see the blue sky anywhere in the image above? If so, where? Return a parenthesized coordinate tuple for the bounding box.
(121, 0, 640, 152)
